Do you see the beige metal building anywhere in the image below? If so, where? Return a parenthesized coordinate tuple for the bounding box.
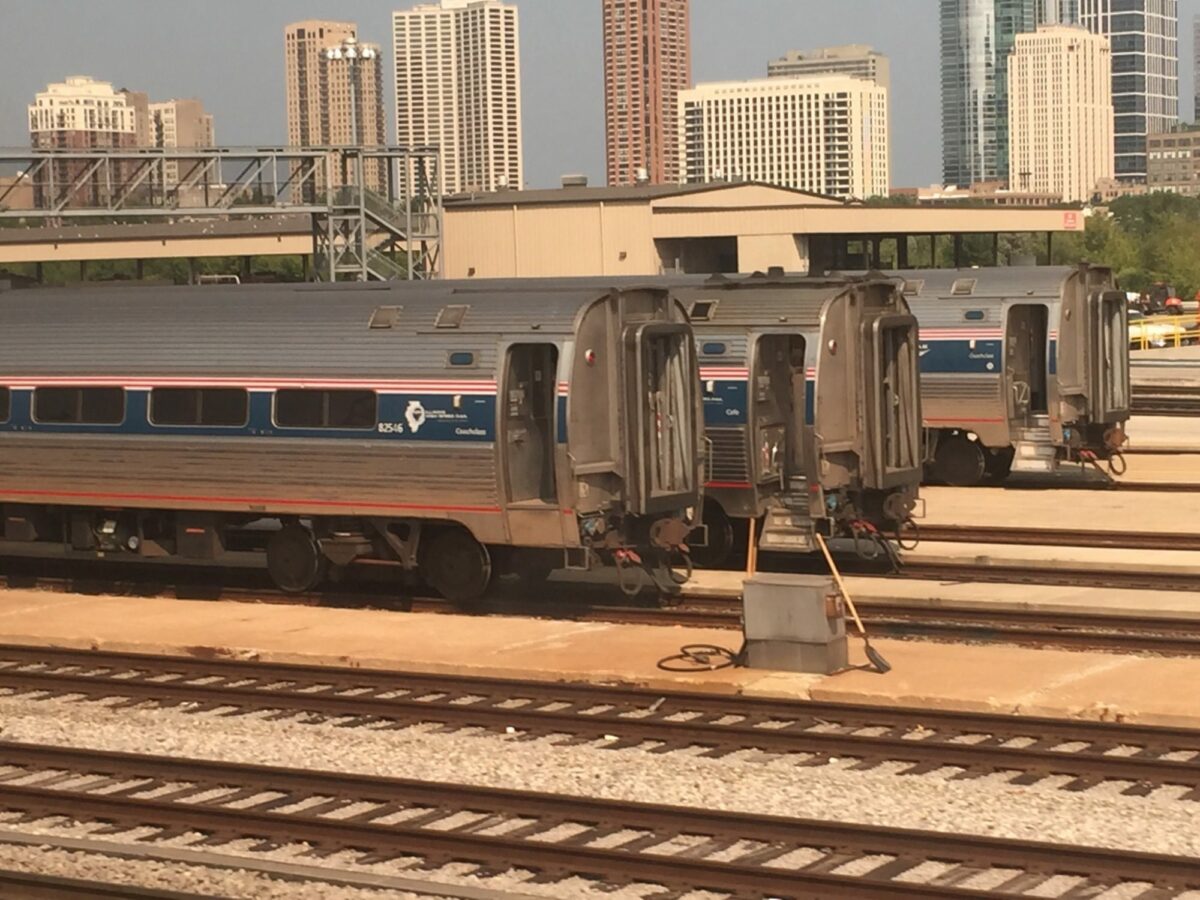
(393, 0, 522, 195)
(1008, 24, 1113, 203)
(768, 45, 890, 89)
(442, 181, 1082, 279)
(678, 75, 890, 200)
(603, 0, 691, 186)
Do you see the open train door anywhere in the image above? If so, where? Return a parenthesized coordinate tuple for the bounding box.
(501, 343, 564, 546)
(754, 333, 813, 552)
(1004, 304, 1050, 431)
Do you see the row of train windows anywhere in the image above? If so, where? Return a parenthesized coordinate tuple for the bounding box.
(0, 387, 377, 431)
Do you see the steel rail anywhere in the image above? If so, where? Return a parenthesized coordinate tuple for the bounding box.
(894, 561, 1200, 592)
(0, 742, 1197, 897)
(855, 602, 1200, 656)
(0, 645, 1198, 796)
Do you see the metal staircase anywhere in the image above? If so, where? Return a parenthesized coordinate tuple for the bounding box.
(311, 149, 442, 282)
(1010, 414, 1057, 474)
(758, 477, 816, 552)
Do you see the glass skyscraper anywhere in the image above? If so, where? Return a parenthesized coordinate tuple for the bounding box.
(940, 0, 1039, 188)
(1079, 0, 1179, 182)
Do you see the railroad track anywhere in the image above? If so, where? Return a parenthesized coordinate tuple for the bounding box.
(894, 560, 1200, 593)
(0, 740, 1197, 899)
(1, 645, 1199, 799)
(914, 524, 1200, 553)
(1133, 384, 1200, 417)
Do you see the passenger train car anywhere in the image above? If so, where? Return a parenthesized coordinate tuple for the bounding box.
(901, 266, 1130, 485)
(675, 273, 924, 565)
(0, 282, 703, 602)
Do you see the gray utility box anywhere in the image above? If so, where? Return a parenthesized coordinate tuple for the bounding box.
(742, 574, 848, 674)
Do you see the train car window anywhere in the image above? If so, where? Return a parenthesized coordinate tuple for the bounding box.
(274, 389, 377, 430)
(435, 305, 470, 329)
(701, 342, 727, 356)
(689, 300, 718, 321)
(964, 310, 987, 322)
(151, 388, 249, 427)
(0, 388, 8, 423)
(33, 387, 124, 425)
(369, 306, 403, 329)
(448, 352, 476, 367)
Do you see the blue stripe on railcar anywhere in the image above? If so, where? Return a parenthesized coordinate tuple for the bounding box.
(703, 381, 748, 426)
(702, 379, 816, 427)
(0, 387, 500, 443)
(918, 340, 1003, 374)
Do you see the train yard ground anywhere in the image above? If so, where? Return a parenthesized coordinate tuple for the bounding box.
(0, 362, 1198, 897)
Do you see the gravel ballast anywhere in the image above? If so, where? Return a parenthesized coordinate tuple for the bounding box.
(0, 689, 1195, 864)
(0, 839, 456, 899)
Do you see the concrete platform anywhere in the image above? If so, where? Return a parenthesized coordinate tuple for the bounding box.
(0, 589, 1197, 728)
(1115, 453, 1200, 485)
(1127, 416, 1200, 452)
(918, 485, 1193, 533)
(679, 569, 1200, 622)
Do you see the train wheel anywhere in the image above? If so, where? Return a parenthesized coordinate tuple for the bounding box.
(689, 500, 734, 569)
(423, 528, 493, 605)
(931, 435, 986, 486)
(266, 524, 326, 593)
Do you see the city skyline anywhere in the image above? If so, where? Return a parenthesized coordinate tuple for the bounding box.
(5, 0, 1200, 190)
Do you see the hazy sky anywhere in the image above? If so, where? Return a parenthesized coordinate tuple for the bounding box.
(2, 0, 1198, 188)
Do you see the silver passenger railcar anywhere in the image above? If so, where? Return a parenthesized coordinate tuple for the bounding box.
(674, 273, 923, 565)
(0, 282, 703, 601)
(901, 266, 1130, 485)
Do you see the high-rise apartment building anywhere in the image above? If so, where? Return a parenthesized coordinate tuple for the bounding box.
(1192, 14, 1199, 121)
(286, 20, 355, 147)
(1038, 0, 1079, 23)
(603, 0, 691, 186)
(940, 0, 1039, 188)
(149, 99, 216, 187)
(285, 20, 386, 188)
(1148, 126, 1200, 195)
(393, 0, 522, 196)
(768, 45, 890, 89)
(678, 75, 890, 200)
(28, 76, 140, 206)
(1008, 25, 1113, 202)
(28, 76, 139, 148)
(1078, 0, 1178, 181)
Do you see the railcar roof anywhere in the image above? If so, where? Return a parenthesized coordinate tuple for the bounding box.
(0, 281, 634, 377)
(893, 266, 1100, 299)
(676, 276, 880, 328)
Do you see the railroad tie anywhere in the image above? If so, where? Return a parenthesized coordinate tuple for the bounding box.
(861, 856, 923, 882)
